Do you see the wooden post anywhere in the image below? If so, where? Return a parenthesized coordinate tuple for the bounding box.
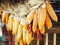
(53, 33, 56, 45)
(37, 39, 39, 45)
(45, 33, 48, 45)
(15, 36, 18, 45)
(37, 33, 39, 45)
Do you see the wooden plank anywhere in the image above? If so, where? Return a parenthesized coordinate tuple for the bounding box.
(46, 27, 60, 33)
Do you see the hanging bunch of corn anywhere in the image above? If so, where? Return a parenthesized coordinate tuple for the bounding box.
(0, 0, 58, 45)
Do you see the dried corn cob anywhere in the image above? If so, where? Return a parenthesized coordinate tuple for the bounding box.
(2, 11, 6, 24)
(6, 13, 10, 24)
(26, 31, 31, 45)
(16, 24, 22, 42)
(45, 13, 52, 29)
(29, 32, 34, 42)
(7, 15, 14, 31)
(46, 2, 58, 22)
(12, 17, 19, 35)
(26, 10, 35, 24)
(40, 26, 45, 34)
(38, 7, 46, 29)
(23, 26, 27, 44)
(19, 39, 23, 45)
(32, 11, 38, 33)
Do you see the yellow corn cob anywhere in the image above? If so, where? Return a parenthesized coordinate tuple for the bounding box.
(19, 39, 23, 45)
(45, 13, 52, 29)
(23, 27, 27, 44)
(26, 10, 35, 24)
(29, 32, 34, 41)
(46, 2, 58, 22)
(6, 13, 10, 24)
(7, 15, 14, 31)
(40, 26, 45, 34)
(12, 18, 19, 35)
(2, 12, 6, 24)
(16, 24, 22, 42)
(26, 31, 31, 45)
(23, 24, 28, 29)
(32, 11, 38, 33)
(38, 7, 46, 29)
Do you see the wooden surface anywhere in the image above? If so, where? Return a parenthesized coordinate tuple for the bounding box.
(46, 27, 60, 33)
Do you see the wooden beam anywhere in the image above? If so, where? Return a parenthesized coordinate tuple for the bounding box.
(46, 27, 60, 33)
